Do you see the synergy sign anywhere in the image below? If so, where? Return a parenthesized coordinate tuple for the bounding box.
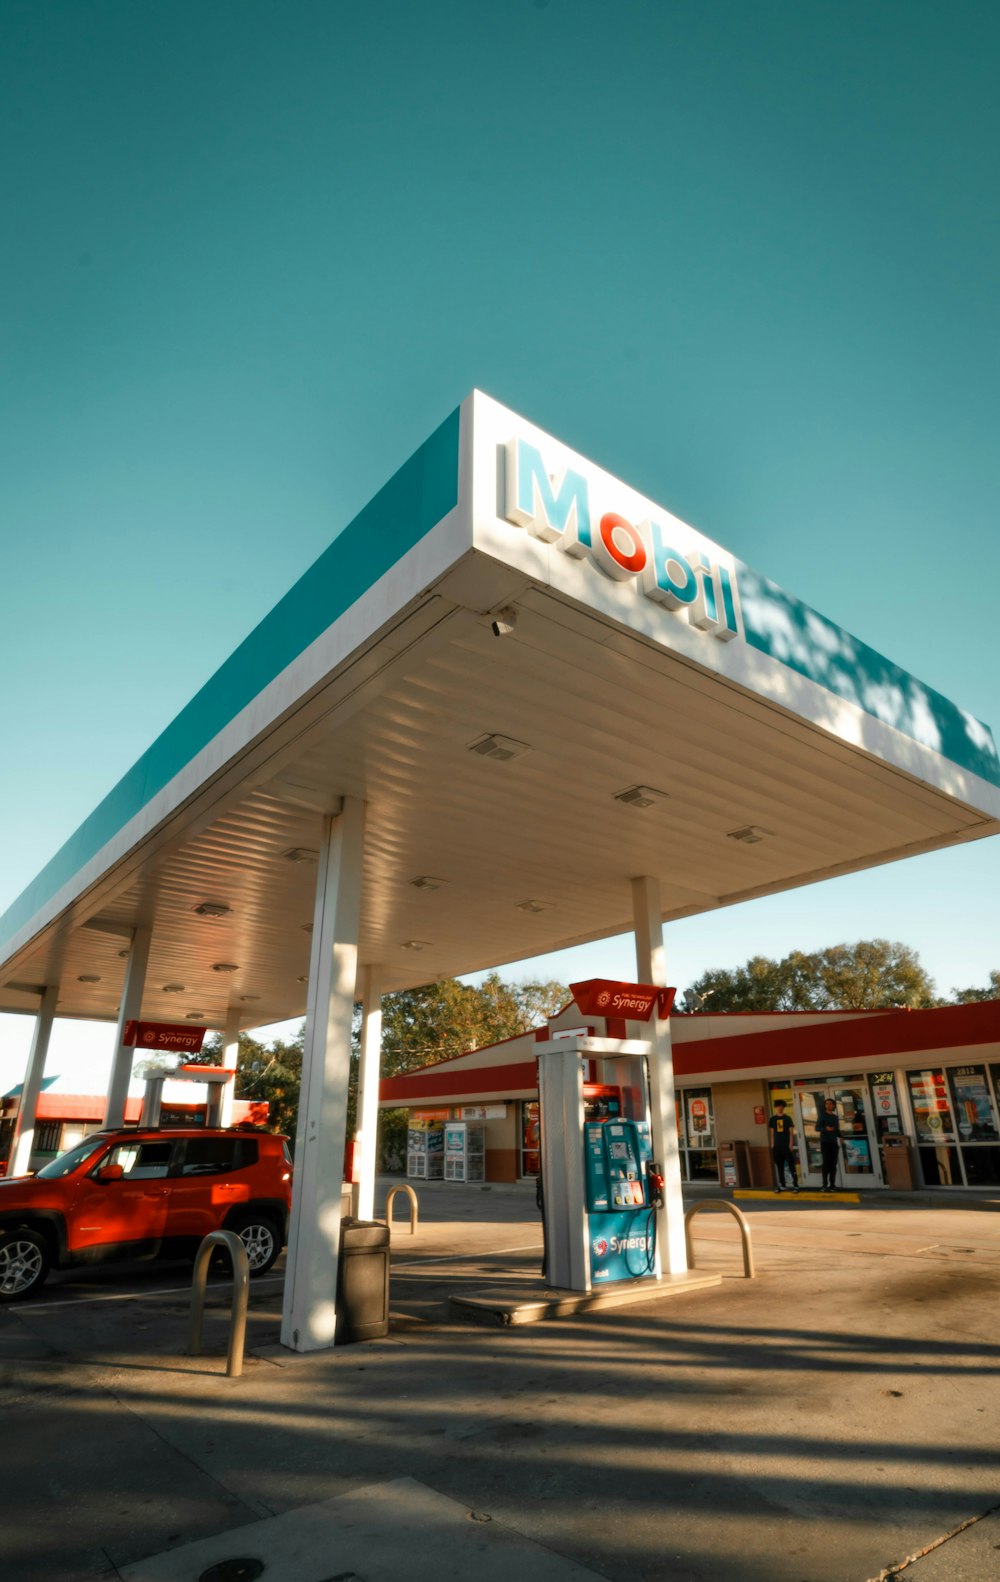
(504, 436, 742, 644)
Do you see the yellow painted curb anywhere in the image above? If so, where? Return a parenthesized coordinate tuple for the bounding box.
(733, 1189, 861, 1203)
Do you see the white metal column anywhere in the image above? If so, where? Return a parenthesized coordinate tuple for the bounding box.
(281, 797, 365, 1352)
(10, 983, 59, 1177)
(218, 1006, 241, 1128)
(104, 927, 151, 1129)
(355, 964, 381, 1221)
(632, 875, 687, 1274)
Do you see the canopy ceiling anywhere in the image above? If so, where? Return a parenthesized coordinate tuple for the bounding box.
(3, 393, 997, 1032)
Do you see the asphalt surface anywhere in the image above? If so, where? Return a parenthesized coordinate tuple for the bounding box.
(2, 1179, 999, 1582)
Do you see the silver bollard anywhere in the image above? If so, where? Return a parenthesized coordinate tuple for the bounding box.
(188, 1229, 251, 1377)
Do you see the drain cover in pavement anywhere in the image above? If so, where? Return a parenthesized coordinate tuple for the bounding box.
(199, 1563, 265, 1582)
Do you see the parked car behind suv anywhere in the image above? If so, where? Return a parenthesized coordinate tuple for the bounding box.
(0, 1126, 293, 1301)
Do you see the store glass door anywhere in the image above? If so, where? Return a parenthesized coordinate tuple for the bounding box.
(795, 1083, 880, 1188)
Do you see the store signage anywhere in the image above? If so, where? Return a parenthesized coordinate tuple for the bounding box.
(753, 1105, 766, 1125)
(570, 979, 677, 1021)
(504, 437, 742, 643)
(123, 1019, 207, 1054)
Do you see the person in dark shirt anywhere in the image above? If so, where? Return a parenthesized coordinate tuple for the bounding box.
(816, 1098, 842, 1190)
(768, 1101, 799, 1193)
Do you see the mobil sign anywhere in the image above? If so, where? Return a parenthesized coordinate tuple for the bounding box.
(503, 435, 743, 645)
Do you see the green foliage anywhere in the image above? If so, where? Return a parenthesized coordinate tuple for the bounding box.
(950, 969, 1000, 1004)
(379, 974, 567, 1076)
(683, 940, 938, 1012)
(214, 1030, 305, 1139)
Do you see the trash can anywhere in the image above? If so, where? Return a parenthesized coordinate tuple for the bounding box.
(718, 1141, 751, 1188)
(880, 1136, 919, 1191)
(336, 1217, 390, 1342)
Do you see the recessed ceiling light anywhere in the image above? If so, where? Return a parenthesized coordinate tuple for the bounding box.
(400, 940, 431, 951)
(516, 899, 551, 914)
(466, 732, 531, 762)
(301, 923, 313, 933)
(185, 1012, 205, 1020)
(239, 994, 261, 1002)
(410, 876, 447, 892)
(117, 948, 130, 959)
(283, 847, 320, 864)
(727, 825, 770, 844)
(194, 902, 231, 918)
(212, 962, 239, 973)
(77, 974, 101, 984)
(163, 983, 186, 993)
(613, 785, 670, 810)
(296, 975, 309, 984)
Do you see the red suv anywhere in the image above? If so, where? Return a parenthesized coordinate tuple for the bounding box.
(0, 1126, 293, 1301)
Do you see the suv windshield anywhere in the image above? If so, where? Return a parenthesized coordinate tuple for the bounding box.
(35, 1135, 110, 1179)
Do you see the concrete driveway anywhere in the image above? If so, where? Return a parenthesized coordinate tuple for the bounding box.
(2, 1181, 998, 1582)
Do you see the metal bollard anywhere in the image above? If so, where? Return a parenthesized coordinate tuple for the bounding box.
(684, 1200, 755, 1279)
(385, 1182, 419, 1235)
(188, 1229, 250, 1377)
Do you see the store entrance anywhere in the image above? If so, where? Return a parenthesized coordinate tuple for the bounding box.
(794, 1082, 881, 1189)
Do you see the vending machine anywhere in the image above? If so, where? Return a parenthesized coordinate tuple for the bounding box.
(406, 1120, 444, 1180)
(443, 1121, 485, 1182)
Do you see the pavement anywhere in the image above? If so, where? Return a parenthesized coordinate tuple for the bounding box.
(2, 1178, 999, 1582)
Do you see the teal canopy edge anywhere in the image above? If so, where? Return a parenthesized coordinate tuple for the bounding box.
(0, 407, 461, 960)
(736, 562, 1000, 789)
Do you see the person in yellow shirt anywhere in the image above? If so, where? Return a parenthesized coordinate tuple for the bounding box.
(767, 1101, 800, 1194)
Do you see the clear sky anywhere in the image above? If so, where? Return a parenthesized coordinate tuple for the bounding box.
(2, 1, 998, 1093)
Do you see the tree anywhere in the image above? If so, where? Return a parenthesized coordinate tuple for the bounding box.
(950, 969, 1000, 1004)
(379, 975, 568, 1076)
(683, 940, 937, 1012)
(201, 1029, 305, 1139)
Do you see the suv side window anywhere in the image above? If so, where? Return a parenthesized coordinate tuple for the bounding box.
(180, 1136, 258, 1176)
(101, 1141, 174, 1179)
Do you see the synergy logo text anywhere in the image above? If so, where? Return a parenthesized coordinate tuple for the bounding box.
(504, 437, 741, 643)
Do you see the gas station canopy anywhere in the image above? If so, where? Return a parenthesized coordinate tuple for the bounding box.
(3, 391, 999, 1030)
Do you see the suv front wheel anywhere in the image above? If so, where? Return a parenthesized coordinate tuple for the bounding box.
(0, 1229, 51, 1302)
(231, 1212, 280, 1275)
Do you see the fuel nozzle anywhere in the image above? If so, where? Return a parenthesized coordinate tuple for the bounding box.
(647, 1160, 666, 1209)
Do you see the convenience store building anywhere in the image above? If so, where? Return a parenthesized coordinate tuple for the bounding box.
(381, 996, 1000, 1193)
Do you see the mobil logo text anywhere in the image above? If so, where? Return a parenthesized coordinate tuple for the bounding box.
(504, 436, 742, 643)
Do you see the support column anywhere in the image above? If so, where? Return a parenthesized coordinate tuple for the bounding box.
(104, 927, 151, 1129)
(10, 983, 59, 1177)
(143, 1076, 165, 1128)
(632, 876, 687, 1275)
(355, 965, 382, 1221)
(218, 1006, 241, 1128)
(281, 797, 365, 1353)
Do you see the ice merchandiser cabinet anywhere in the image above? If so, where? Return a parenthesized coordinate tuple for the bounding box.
(537, 1035, 661, 1291)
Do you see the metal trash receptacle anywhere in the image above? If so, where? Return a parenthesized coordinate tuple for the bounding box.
(336, 1217, 390, 1342)
(719, 1141, 750, 1188)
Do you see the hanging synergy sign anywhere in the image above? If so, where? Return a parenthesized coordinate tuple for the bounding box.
(504, 436, 743, 644)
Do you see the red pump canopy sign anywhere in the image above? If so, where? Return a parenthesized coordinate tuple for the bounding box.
(570, 979, 677, 1022)
(123, 1020, 208, 1055)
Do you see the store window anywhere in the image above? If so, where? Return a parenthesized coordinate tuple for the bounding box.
(907, 1067, 1000, 1188)
(678, 1087, 718, 1182)
(35, 1121, 63, 1156)
(520, 1100, 540, 1178)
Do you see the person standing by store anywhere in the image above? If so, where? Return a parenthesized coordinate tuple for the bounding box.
(768, 1100, 799, 1193)
(816, 1097, 842, 1191)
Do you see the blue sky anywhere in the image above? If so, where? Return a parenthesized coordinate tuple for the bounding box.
(2, 2, 997, 1090)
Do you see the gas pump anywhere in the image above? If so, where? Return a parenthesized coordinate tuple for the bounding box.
(536, 1035, 664, 1292)
(584, 1118, 659, 1280)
